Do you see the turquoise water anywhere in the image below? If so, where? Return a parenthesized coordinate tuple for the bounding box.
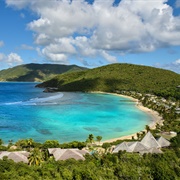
(0, 82, 152, 143)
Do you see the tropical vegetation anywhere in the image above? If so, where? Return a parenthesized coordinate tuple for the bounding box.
(0, 136, 179, 179)
(0, 63, 180, 179)
(37, 63, 180, 99)
(0, 63, 87, 82)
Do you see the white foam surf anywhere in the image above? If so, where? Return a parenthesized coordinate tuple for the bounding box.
(5, 93, 64, 106)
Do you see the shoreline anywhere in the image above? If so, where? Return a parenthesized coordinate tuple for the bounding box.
(90, 91, 163, 143)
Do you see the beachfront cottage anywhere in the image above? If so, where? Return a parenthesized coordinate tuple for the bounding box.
(112, 132, 170, 154)
(141, 131, 161, 149)
(128, 142, 149, 153)
(157, 136, 171, 147)
(113, 142, 131, 153)
(48, 148, 89, 161)
(0, 151, 29, 163)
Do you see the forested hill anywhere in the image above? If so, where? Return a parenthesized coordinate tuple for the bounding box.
(0, 63, 87, 82)
(37, 63, 180, 99)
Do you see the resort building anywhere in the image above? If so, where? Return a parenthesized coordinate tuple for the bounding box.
(48, 148, 89, 161)
(113, 132, 170, 154)
(0, 148, 89, 163)
(0, 151, 29, 163)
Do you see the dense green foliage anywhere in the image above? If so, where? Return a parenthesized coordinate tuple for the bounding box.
(1, 63, 180, 178)
(0, 63, 87, 82)
(38, 63, 180, 99)
(13, 139, 87, 150)
(0, 134, 179, 179)
(171, 132, 180, 148)
(0, 148, 179, 179)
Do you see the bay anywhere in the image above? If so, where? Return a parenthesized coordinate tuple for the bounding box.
(0, 82, 152, 143)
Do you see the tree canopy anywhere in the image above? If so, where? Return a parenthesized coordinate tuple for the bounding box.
(38, 63, 180, 99)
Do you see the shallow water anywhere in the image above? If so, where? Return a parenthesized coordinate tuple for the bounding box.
(0, 82, 152, 143)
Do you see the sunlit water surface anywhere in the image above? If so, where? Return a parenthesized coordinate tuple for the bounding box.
(0, 82, 152, 143)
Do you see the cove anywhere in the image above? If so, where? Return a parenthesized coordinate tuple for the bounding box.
(0, 82, 152, 143)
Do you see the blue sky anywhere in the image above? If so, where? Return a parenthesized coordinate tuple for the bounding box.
(0, 0, 180, 73)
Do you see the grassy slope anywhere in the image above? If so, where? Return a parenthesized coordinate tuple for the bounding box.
(0, 63, 87, 82)
(38, 63, 180, 98)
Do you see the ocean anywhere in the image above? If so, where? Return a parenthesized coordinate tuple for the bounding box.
(0, 82, 152, 143)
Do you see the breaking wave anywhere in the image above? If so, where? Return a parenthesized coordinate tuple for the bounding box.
(4, 93, 64, 106)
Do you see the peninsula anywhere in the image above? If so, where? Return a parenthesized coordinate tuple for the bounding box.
(37, 63, 180, 100)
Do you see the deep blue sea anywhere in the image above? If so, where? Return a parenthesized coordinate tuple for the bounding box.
(0, 82, 152, 143)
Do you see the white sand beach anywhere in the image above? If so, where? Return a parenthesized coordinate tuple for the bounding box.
(90, 91, 163, 143)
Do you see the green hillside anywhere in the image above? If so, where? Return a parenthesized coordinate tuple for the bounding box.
(0, 63, 87, 82)
(37, 63, 180, 99)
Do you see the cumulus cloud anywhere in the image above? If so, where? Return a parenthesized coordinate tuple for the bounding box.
(5, 0, 180, 64)
(0, 41, 4, 47)
(0, 52, 23, 69)
(42, 49, 68, 64)
(6, 0, 30, 9)
(34, 33, 52, 45)
(7, 53, 23, 66)
(155, 59, 180, 73)
(101, 51, 117, 63)
(173, 59, 180, 65)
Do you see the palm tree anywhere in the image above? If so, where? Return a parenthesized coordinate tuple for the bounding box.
(27, 138, 34, 150)
(8, 139, 13, 148)
(156, 123, 161, 131)
(136, 132, 140, 140)
(28, 148, 43, 166)
(15, 139, 28, 149)
(88, 134, 94, 144)
(145, 125, 150, 132)
(0, 139, 3, 146)
(96, 136, 102, 144)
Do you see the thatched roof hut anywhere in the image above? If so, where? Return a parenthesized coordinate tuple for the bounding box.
(128, 142, 149, 152)
(112, 142, 131, 153)
(0, 151, 29, 163)
(141, 132, 161, 149)
(112, 131, 170, 154)
(48, 148, 89, 161)
(157, 136, 170, 147)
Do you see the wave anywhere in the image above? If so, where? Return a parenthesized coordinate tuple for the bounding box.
(4, 93, 64, 106)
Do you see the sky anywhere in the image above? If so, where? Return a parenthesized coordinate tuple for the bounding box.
(0, 0, 180, 73)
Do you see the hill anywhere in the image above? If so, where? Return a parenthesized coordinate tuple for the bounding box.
(0, 63, 87, 82)
(37, 63, 180, 99)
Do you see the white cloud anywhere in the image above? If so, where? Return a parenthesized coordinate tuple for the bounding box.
(34, 33, 52, 45)
(7, 53, 23, 66)
(5, 0, 180, 65)
(36, 47, 43, 57)
(0, 41, 4, 47)
(42, 49, 68, 64)
(20, 44, 34, 50)
(44, 38, 76, 55)
(74, 36, 96, 56)
(155, 59, 180, 73)
(101, 51, 118, 63)
(173, 59, 180, 65)
(6, 0, 30, 9)
(0, 52, 23, 70)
